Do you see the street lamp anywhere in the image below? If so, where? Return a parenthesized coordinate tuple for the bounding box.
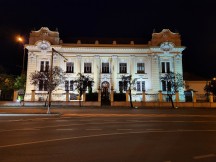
(16, 36, 26, 74)
(47, 48, 68, 114)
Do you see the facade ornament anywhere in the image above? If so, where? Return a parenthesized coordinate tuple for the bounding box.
(160, 42, 174, 52)
(36, 40, 51, 52)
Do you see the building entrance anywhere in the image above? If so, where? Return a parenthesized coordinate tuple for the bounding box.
(101, 81, 110, 106)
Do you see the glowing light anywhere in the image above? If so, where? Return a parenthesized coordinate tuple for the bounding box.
(16, 36, 24, 43)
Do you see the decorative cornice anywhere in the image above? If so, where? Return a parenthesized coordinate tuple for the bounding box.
(26, 44, 185, 55)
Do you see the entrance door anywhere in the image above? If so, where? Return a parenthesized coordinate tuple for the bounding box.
(101, 81, 110, 106)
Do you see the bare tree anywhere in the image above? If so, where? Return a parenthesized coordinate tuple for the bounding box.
(121, 75, 137, 108)
(73, 73, 94, 107)
(160, 72, 184, 108)
(30, 66, 66, 108)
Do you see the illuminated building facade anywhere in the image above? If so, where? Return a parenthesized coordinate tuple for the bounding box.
(24, 27, 185, 102)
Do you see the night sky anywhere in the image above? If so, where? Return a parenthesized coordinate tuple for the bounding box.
(0, 0, 216, 79)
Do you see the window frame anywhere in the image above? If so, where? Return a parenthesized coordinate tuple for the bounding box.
(119, 63, 127, 73)
(84, 63, 92, 73)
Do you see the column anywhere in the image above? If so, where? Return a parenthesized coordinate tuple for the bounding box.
(130, 55, 135, 75)
(193, 91, 197, 103)
(31, 90, 35, 101)
(142, 90, 146, 102)
(209, 93, 213, 103)
(66, 90, 69, 101)
(151, 55, 160, 92)
(76, 55, 81, 73)
(110, 86, 114, 102)
(82, 92, 86, 102)
(175, 91, 179, 102)
(158, 90, 162, 102)
(112, 55, 118, 89)
(13, 90, 18, 101)
(94, 55, 100, 91)
(98, 86, 101, 102)
(126, 90, 129, 102)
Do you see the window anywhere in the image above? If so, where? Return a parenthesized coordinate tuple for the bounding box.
(66, 62, 74, 73)
(119, 81, 123, 92)
(70, 81, 74, 91)
(136, 81, 145, 92)
(40, 61, 44, 72)
(45, 61, 49, 72)
(65, 81, 69, 91)
(44, 80, 48, 91)
(161, 62, 170, 73)
(39, 80, 43, 91)
(65, 80, 74, 91)
(84, 63, 92, 73)
(119, 63, 127, 73)
(119, 81, 128, 92)
(40, 61, 49, 72)
(102, 63, 109, 73)
(123, 81, 128, 91)
(137, 81, 141, 91)
(38, 80, 48, 91)
(137, 63, 145, 73)
(142, 81, 145, 91)
(161, 80, 171, 91)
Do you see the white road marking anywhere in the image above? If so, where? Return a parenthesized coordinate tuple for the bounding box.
(1, 130, 216, 148)
(20, 128, 40, 131)
(193, 154, 216, 159)
(55, 120, 69, 122)
(104, 120, 116, 122)
(146, 129, 163, 131)
(86, 129, 102, 131)
(56, 129, 73, 131)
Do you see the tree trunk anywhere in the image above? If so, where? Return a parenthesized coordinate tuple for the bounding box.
(79, 93, 82, 107)
(129, 88, 133, 108)
(168, 94, 174, 108)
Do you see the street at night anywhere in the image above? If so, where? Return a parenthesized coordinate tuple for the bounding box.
(0, 108, 216, 162)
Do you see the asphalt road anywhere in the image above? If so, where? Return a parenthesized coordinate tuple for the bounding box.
(1, 108, 216, 162)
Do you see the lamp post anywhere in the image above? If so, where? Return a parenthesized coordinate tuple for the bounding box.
(47, 48, 67, 114)
(16, 36, 26, 74)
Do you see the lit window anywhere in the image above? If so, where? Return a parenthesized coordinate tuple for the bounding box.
(161, 62, 170, 73)
(40, 61, 49, 72)
(70, 81, 74, 91)
(38, 80, 48, 91)
(65, 81, 69, 91)
(102, 63, 109, 73)
(119, 81, 128, 92)
(119, 63, 127, 73)
(142, 81, 145, 91)
(137, 81, 141, 91)
(40, 61, 44, 72)
(137, 63, 145, 73)
(137, 81, 145, 92)
(84, 63, 92, 73)
(161, 80, 171, 91)
(66, 62, 74, 73)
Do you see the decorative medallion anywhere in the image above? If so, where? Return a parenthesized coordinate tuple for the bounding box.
(160, 42, 174, 52)
(36, 40, 50, 51)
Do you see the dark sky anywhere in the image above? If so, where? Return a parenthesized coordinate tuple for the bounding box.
(0, 0, 216, 79)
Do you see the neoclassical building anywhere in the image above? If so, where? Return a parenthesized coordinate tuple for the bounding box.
(24, 27, 185, 102)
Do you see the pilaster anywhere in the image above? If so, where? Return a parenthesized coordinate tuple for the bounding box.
(151, 55, 160, 92)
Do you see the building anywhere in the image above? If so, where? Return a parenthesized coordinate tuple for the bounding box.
(24, 27, 185, 102)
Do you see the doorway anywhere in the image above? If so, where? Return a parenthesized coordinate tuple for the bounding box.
(101, 81, 110, 106)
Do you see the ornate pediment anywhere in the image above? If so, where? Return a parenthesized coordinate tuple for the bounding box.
(29, 27, 60, 45)
(149, 29, 181, 46)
